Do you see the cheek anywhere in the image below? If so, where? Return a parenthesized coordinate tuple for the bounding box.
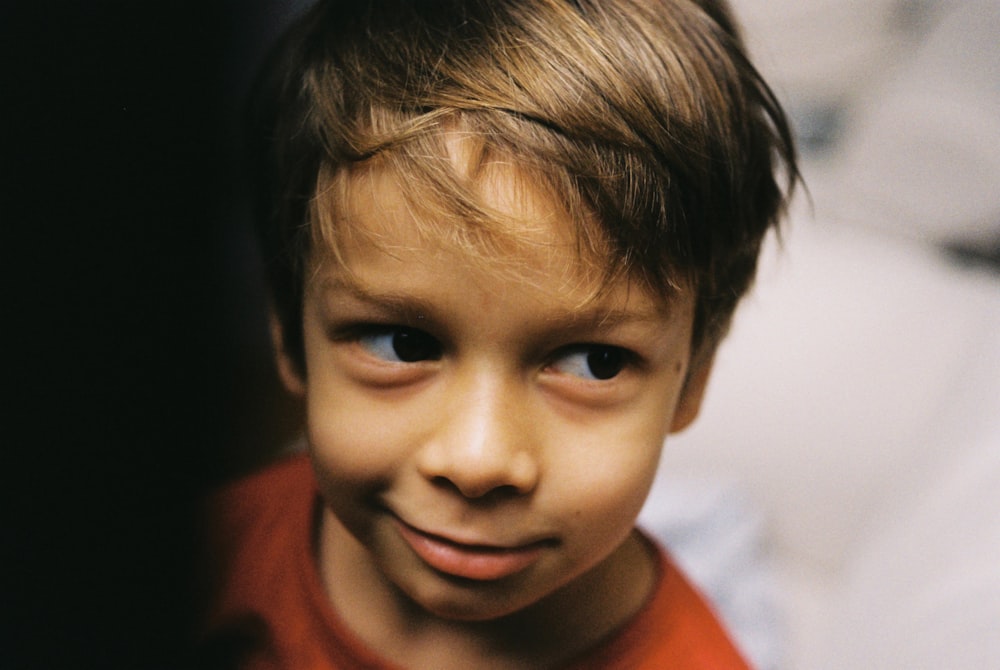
(549, 422, 665, 543)
(304, 383, 417, 487)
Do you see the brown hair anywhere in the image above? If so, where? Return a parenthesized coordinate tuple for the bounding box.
(248, 0, 798, 373)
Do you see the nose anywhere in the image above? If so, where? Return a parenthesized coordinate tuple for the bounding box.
(416, 372, 539, 500)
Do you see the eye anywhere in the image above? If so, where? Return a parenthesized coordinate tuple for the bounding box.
(359, 327, 442, 363)
(551, 345, 628, 381)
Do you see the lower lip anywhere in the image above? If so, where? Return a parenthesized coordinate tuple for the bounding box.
(395, 521, 547, 581)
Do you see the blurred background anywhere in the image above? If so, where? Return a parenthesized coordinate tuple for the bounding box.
(3, 3, 299, 669)
(645, 1, 1000, 668)
(3, 1, 997, 668)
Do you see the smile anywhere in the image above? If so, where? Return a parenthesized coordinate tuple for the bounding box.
(394, 519, 552, 581)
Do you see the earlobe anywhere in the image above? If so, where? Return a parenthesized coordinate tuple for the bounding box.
(270, 312, 306, 396)
(669, 352, 715, 434)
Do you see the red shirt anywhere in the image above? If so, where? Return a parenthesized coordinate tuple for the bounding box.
(201, 455, 751, 669)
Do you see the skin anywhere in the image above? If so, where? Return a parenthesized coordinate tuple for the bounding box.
(273, 154, 715, 669)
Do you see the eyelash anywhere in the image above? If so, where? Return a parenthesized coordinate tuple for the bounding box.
(546, 344, 634, 382)
(331, 323, 638, 382)
(355, 325, 442, 363)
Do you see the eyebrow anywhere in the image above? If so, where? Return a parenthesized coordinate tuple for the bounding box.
(315, 275, 673, 332)
(318, 278, 441, 323)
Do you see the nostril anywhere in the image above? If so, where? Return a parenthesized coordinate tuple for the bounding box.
(430, 475, 524, 502)
(429, 475, 458, 493)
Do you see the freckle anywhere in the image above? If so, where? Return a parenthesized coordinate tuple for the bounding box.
(673, 360, 683, 373)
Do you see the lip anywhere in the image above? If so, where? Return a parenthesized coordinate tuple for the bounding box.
(394, 519, 550, 581)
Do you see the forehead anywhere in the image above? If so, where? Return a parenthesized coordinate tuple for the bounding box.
(314, 135, 616, 298)
(312, 163, 699, 341)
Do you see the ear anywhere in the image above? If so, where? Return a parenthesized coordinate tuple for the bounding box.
(270, 312, 306, 396)
(669, 351, 716, 434)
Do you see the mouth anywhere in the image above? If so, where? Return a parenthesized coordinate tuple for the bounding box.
(393, 519, 552, 582)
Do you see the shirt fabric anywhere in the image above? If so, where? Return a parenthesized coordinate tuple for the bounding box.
(201, 455, 751, 669)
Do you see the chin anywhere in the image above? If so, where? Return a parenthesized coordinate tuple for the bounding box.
(401, 575, 546, 623)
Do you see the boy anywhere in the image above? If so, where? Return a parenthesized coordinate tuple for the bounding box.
(203, 0, 797, 667)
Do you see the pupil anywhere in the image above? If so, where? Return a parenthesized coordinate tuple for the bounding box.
(391, 329, 437, 362)
(587, 348, 624, 380)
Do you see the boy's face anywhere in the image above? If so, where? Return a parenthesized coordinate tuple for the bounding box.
(280, 155, 712, 625)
